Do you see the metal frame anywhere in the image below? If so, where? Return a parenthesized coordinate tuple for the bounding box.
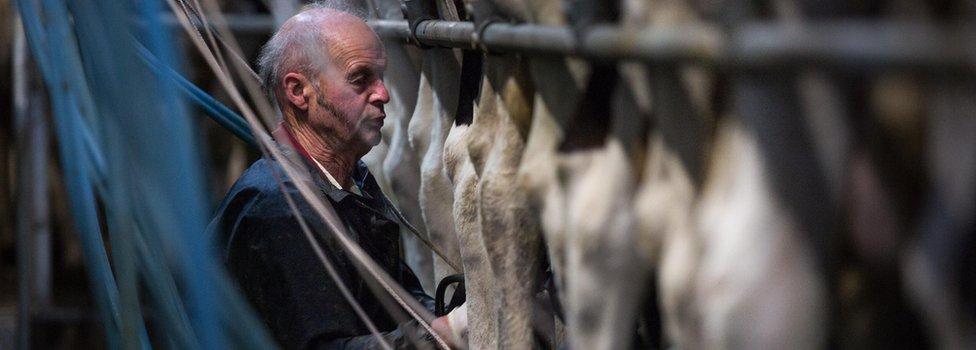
(154, 13, 972, 71)
(369, 19, 973, 72)
(14, 14, 52, 349)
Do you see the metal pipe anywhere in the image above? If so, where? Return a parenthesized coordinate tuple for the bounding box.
(270, 0, 300, 28)
(152, 13, 276, 34)
(369, 19, 974, 71)
(14, 14, 52, 350)
(13, 15, 31, 350)
(146, 14, 971, 70)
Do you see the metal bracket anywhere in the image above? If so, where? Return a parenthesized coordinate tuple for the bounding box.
(400, 0, 439, 48)
(464, 0, 505, 53)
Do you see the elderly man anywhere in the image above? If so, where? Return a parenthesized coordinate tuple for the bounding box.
(207, 4, 463, 349)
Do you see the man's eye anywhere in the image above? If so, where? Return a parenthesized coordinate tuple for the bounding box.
(349, 73, 369, 85)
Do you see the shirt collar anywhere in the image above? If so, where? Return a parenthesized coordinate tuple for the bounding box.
(308, 155, 363, 196)
(274, 140, 401, 223)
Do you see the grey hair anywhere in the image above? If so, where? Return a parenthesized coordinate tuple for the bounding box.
(256, 1, 368, 113)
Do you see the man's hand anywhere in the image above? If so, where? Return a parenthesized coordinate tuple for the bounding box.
(430, 303, 468, 349)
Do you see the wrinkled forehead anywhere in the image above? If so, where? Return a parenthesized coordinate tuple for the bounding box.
(322, 21, 386, 68)
(281, 8, 386, 70)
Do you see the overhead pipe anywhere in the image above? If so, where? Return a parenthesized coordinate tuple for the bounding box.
(147, 14, 970, 71)
(368, 19, 974, 72)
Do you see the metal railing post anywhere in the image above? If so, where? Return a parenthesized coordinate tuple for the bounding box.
(14, 14, 53, 350)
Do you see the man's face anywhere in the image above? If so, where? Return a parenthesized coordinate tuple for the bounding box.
(307, 22, 389, 153)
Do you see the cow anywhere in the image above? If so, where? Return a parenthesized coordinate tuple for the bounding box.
(472, 54, 538, 349)
(365, 0, 437, 293)
(406, 0, 465, 293)
(369, 0, 976, 348)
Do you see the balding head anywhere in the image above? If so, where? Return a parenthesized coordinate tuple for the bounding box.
(258, 1, 389, 159)
(257, 2, 375, 112)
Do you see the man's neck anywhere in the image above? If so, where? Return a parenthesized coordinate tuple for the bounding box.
(275, 122, 358, 189)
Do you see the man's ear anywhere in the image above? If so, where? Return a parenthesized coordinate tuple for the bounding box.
(283, 72, 312, 111)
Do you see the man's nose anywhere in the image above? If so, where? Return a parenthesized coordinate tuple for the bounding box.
(370, 79, 390, 105)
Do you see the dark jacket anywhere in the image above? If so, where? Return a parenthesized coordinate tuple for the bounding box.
(207, 150, 435, 350)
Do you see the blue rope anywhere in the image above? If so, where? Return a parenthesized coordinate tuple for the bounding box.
(48, 0, 157, 347)
(129, 0, 225, 346)
(15, 0, 131, 348)
(17, 0, 276, 348)
(134, 43, 257, 147)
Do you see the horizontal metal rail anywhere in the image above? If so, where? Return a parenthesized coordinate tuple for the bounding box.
(150, 13, 276, 34)
(369, 19, 975, 72)
(148, 13, 973, 71)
